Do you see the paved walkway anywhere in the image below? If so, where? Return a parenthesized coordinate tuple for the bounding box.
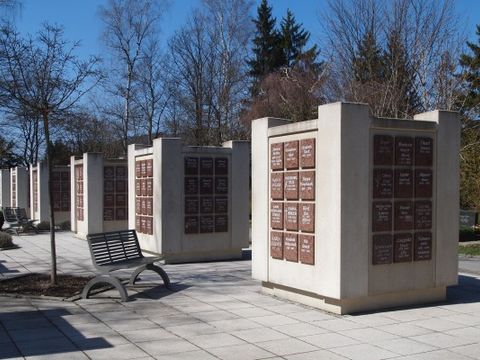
(1, 233, 480, 359)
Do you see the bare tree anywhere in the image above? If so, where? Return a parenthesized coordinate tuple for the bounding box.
(0, 24, 100, 284)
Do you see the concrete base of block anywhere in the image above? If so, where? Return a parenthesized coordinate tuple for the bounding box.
(262, 281, 447, 315)
(144, 248, 245, 264)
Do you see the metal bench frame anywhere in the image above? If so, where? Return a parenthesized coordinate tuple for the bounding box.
(14, 208, 39, 234)
(82, 229, 171, 301)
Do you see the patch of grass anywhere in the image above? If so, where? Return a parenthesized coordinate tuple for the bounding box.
(459, 244, 480, 256)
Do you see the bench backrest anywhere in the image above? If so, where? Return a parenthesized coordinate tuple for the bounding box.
(87, 229, 143, 267)
(3, 207, 18, 223)
(15, 208, 29, 221)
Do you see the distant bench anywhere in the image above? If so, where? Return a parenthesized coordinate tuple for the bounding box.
(82, 229, 171, 301)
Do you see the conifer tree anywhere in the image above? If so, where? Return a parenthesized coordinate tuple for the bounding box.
(352, 29, 384, 84)
(459, 25, 480, 118)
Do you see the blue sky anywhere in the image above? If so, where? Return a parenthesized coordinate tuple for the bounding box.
(13, 0, 480, 61)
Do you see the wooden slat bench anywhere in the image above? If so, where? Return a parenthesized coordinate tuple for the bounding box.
(82, 229, 171, 301)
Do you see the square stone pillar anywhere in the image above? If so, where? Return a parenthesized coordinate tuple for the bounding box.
(0, 169, 11, 208)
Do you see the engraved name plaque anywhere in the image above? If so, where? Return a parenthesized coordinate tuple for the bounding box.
(299, 235, 314, 265)
(395, 137, 414, 166)
(373, 169, 393, 199)
(284, 172, 299, 200)
(299, 203, 314, 233)
(415, 201, 432, 230)
(415, 169, 433, 198)
(372, 234, 393, 265)
(372, 201, 392, 232)
(394, 233, 413, 263)
(414, 232, 432, 261)
(299, 171, 315, 200)
(284, 233, 298, 262)
(284, 203, 298, 231)
(271, 173, 284, 200)
(300, 138, 315, 168)
(415, 137, 433, 166)
(394, 201, 414, 231)
(271, 143, 284, 170)
(394, 169, 413, 198)
(374, 135, 394, 166)
(284, 141, 299, 169)
(271, 202, 283, 230)
(271, 231, 283, 259)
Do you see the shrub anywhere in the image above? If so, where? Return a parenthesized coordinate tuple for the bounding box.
(460, 225, 476, 242)
(0, 231, 13, 248)
(60, 220, 71, 231)
(36, 221, 50, 231)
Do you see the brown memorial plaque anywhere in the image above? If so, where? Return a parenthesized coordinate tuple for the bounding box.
(184, 177, 198, 195)
(415, 137, 433, 166)
(115, 179, 126, 193)
(271, 143, 284, 170)
(135, 198, 141, 214)
(415, 200, 432, 230)
(51, 172, 60, 181)
(284, 233, 298, 262)
(415, 169, 433, 198)
(77, 196, 83, 208)
(104, 166, 114, 179)
(394, 233, 413, 263)
(215, 157, 228, 175)
(141, 198, 146, 215)
(103, 208, 114, 221)
(145, 217, 153, 234)
(185, 157, 198, 175)
(146, 198, 153, 216)
(116, 166, 127, 178)
(372, 234, 393, 265)
(200, 196, 214, 213)
(116, 194, 127, 207)
(185, 216, 199, 234)
(284, 172, 299, 200)
(299, 235, 314, 265)
(140, 179, 147, 196)
(271, 173, 284, 200)
(215, 196, 228, 213)
(116, 208, 127, 221)
(200, 157, 214, 175)
(270, 231, 283, 259)
(394, 169, 413, 198)
(373, 169, 393, 199)
(61, 171, 69, 181)
(135, 179, 141, 196)
(61, 201, 70, 212)
(299, 171, 315, 200)
(104, 180, 114, 193)
(270, 202, 283, 230)
(146, 159, 153, 177)
(140, 160, 147, 177)
(372, 201, 392, 232)
(135, 161, 141, 177)
(374, 135, 394, 166)
(299, 203, 315, 233)
(414, 232, 432, 261)
(395, 136, 414, 166)
(76, 166, 83, 180)
(200, 215, 214, 233)
(284, 141, 299, 169)
(146, 179, 153, 196)
(185, 197, 199, 214)
(199, 177, 214, 194)
(300, 138, 315, 168)
(214, 215, 228, 232)
(284, 203, 298, 231)
(104, 194, 114, 207)
(135, 216, 141, 230)
(394, 201, 414, 231)
(215, 177, 228, 194)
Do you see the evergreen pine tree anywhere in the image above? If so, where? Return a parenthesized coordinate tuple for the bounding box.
(352, 29, 384, 84)
(459, 24, 480, 118)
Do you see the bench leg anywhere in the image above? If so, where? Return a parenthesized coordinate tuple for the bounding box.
(129, 264, 171, 289)
(82, 275, 129, 302)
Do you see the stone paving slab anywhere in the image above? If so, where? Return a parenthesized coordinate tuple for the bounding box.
(1, 232, 480, 359)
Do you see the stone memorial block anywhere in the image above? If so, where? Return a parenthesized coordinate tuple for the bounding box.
(116, 179, 126, 193)
(146, 179, 153, 196)
(394, 201, 414, 231)
(395, 136, 414, 166)
(140, 160, 147, 177)
(184, 177, 198, 195)
(271, 231, 283, 259)
(116, 208, 127, 221)
(270, 202, 283, 230)
(135, 179, 141, 196)
(415, 169, 433, 198)
(185, 216, 199, 234)
(104, 208, 114, 221)
(116, 166, 127, 178)
(372, 234, 393, 265)
(372, 201, 392, 232)
(271, 173, 284, 200)
(214, 196, 228, 213)
(299, 203, 315, 233)
(104, 194, 114, 207)
(185, 197, 199, 214)
(200, 157, 214, 175)
(460, 210, 477, 228)
(146, 159, 153, 177)
(415, 137, 433, 167)
(284, 141, 299, 169)
(185, 157, 198, 175)
(299, 171, 315, 200)
(394, 169, 413, 198)
(415, 201, 432, 230)
(300, 138, 315, 168)
(199, 177, 214, 194)
(140, 179, 147, 196)
(215, 215, 228, 232)
(215, 177, 228, 194)
(414, 232, 432, 261)
(104, 166, 114, 179)
(284, 203, 298, 231)
(299, 234, 315, 265)
(374, 135, 394, 166)
(373, 169, 393, 198)
(200, 196, 214, 213)
(394, 233, 413, 263)
(200, 215, 214, 233)
(215, 157, 228, 175)
(146, 198, 153, 216)
(271, 143, 284, 170)
(284, 172, 299, 200)
(104, 180, 114, 193)
(284, 233, 298, 262)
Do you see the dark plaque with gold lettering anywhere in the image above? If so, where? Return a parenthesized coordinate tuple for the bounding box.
(199, 177, 214, 194)
(140, 160, 147, 177)
(415, 169, 433, 198)
(415, 137, 433, 166)
(395, 137, 414, 166)
(61, 171, 69, 181)
(299, 234, 314, 265)
(116, 208, 127, 221)
(394, 201, 414, 231)
(145, 217, 153, 234)
(104, 166, 114, 179)
(185, 216, 199, 234)
(372, 201, 392, 232)
(116, 166, 127, 178)
(140, 179, 147, 196)
(146, 198, 152, 216)
(414, 232, 432, 261)
(135, 161, 141, 177)
(185, 197, 199, 214)
(136, 216, 141, 230)
(146, 159, 153, 177)
(116, 194, 126, 207)
(300, 138, 315, 168)
(373, 169, 393, 199)
(299, 203, 314, 233)
(184, 177, 198, 195)
(215, 157, 228, 175)
(215, 215, 228, 232)
(271, 173, 284, 200)
(185, 157, 198, 176)
(415, 201, 432, 230)
(104, 194, 114, 207)
(200, 157, 214, 175)
(271, 231, 283, 259)
(284, 141, 299, 170)
(141, 198, 146, 215)
(215, 177, 228, 194)
(372, 234, 393, 265)
(135, 179, 141, 196)
(270, 202, 283, 230)
(394, 169, 413, 198)
(284, 233, 298, 262)
(200, 196, 214, 213)
(104, 208, 114, 221)
(284, 203, 298, 231)
(299, 171, 315, 200)
(146, 179, 153, 196)
(215, 196, 228, 213)
(284, 172, 299, 200)
(104, 180, 114, 193)
(115, 180, 126, 193)
(200, 215, 214, 233)
(271, 143, 284, 170)
(394, 233, 413, 263)
(374, 135, 393, 166)
(136, 198, 141, 214)
(52, 172, 61, 182)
